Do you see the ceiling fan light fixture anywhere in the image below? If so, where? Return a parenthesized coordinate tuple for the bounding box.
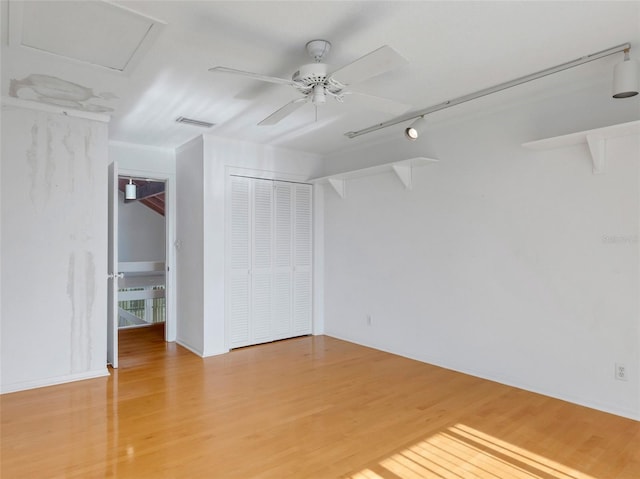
(312, 84, 326, 104)
(612, 49, 639, 98)
(404, 116, 427, 140)
(125, 179, 137, 199)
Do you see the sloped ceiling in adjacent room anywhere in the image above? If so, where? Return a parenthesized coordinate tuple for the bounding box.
(118, 178, 165, 216)
(1, 1, 639, 155)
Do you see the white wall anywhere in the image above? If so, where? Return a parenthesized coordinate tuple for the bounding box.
(322, 87, 640, 419)
(109, 141, 175, 175)
(118, 191, 165, 262)
(175, 135, 323, 356)
(175, 136, 205, 354)
(1, 104, 109, 393)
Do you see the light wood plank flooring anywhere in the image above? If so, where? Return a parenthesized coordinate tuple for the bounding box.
(2, 325, 639, 478)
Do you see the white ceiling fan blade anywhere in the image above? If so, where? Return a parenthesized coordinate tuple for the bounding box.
(209, 66, 297, 87)
(258, 98, 308, 125)
(345, 91, 411, 116)
(329, 45, 408, 86)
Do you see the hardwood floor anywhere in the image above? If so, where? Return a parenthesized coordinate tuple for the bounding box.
(2, 326, 639, 478)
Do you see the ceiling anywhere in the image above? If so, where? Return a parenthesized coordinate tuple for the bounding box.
(2, 1, 639, 156)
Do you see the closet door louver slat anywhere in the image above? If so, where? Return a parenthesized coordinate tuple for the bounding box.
(293, 184, 312, 335)
(273, 183, 293, 339)
(228, 177, 251, 347)
(251, 180, 273, 343)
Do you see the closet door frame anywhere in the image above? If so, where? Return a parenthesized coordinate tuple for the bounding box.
(224, 168, 313, 351)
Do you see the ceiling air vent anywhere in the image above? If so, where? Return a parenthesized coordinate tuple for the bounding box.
(175, 116, 215, 128)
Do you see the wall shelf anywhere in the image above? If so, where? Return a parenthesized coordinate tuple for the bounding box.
(522, 120, 640, 175)
(309, 157, 439, 198)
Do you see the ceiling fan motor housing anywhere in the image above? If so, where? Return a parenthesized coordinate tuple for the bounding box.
(292, 63, 344, 99)
(292, 63, 328, 86)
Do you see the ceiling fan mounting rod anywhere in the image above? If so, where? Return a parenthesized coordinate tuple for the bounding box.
(345, 42, 632, 139)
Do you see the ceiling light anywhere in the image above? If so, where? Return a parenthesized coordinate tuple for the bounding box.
(404, 116, 427, 140)
(125, 179, 136, 200)
(613, 49, 639, 98)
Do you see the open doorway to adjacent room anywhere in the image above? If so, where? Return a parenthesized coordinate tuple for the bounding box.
(116, 176, 167, 334)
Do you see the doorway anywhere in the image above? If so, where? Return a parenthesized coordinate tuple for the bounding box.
(108, 164, 175, 368)
(117, 176, 167, 330)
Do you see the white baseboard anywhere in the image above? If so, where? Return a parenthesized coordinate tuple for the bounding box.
(202, 347, 229, 358)
(0, 368, 110, 394)
(176, 338, 228, 358)
(176, 338, 205, 357)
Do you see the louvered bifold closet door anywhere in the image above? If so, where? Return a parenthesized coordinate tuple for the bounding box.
(250, 179, 273, 344)
(229, 177, 252, 348)
(272, 182, 293, 340)
(293, 183, 312, 335)
(228, 176, 312, 349)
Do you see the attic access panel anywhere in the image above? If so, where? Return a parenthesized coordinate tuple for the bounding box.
(9, 0, 165, 73)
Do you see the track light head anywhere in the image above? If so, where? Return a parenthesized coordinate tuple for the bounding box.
(405, 126, 419, 140)
(613, 49, 639, 99)
(404, 116, 427, 140)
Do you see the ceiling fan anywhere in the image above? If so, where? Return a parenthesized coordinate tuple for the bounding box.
(209, 40, 410, 125)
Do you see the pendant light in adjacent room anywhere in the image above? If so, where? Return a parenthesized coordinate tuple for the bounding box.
(125, 179, 137, 200)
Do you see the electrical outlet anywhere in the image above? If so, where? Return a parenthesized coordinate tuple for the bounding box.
(366, 314, 372, 326)
(615, 363, 628, 381)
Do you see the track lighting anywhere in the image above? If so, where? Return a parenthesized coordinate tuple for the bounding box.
(345, 42, 636, 140)
(404, 116, 427, 140)
(612, 49, 639, 98)
(125, 179, 137, 200)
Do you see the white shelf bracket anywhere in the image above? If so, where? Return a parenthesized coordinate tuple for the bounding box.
(392, 164, 413, 190)
(523, 120, 640, 175)
(586, 134, 606, 175)
(328, 178, 346, 198)
(309, 157, 438, 198)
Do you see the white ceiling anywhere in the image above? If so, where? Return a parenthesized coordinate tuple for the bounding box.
(2, 1, 639, 155)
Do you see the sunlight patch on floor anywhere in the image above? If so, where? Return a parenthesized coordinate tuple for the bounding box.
(349, 423, 597, 479)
